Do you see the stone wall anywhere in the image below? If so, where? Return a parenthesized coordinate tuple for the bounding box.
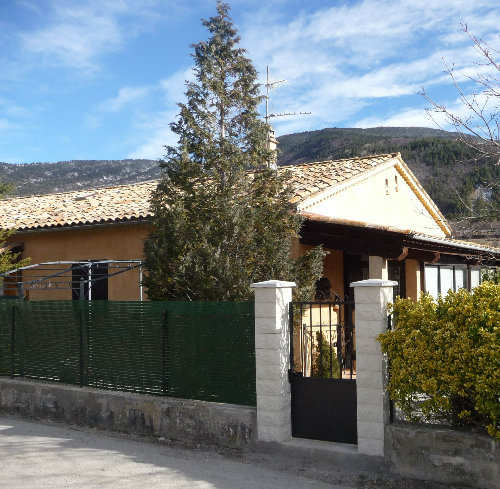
(0, 378, 256, 449)
(386, 424, 500, 489)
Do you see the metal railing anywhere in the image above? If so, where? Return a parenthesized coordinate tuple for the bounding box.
(290, 300, 355, 380)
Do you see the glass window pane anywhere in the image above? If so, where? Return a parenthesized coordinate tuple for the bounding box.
(440, 267, 454, 295)
(455, 268, 465, 290)
(425, 266, 439, 299)
(471, 269, 480, 289)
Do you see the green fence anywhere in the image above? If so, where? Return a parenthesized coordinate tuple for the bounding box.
(0, 300, 255, 406)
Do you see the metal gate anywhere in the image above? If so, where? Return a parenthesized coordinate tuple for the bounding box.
(289, 300, 357, 444)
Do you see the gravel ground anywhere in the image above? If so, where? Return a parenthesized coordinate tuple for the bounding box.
(0, 415, 467, 489)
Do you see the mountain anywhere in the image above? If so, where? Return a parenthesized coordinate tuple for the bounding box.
(1, 127, 498, 229)
(277, 126, 456, 166)
(0, 159, 160, 197)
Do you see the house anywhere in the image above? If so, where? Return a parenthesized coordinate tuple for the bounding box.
(1, 152, 499, 301)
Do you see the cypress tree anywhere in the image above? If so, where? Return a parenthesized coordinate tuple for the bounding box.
(144, 2, 323, 301)
(312, 331, 341, 379)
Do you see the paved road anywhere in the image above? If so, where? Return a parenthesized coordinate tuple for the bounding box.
(0, 415, 358, 489)
(0, 415, 462, 489)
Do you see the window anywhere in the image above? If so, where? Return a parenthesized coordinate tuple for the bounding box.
(424, 264, 485, 299)
(455, 268, 465, 290)
(424, 264, 467, 299)
(470, 269, 480, 289)
(72, 261, 108, 300)
(425, 266, 439, 299)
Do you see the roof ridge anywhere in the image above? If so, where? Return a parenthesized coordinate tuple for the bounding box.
(1, 179, 158, 201)
(282, 152, 400, 169)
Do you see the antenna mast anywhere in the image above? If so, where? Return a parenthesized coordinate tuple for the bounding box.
(264, 66, 311, 124)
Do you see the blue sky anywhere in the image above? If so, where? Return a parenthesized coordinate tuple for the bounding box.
(0, 0, 498, 164)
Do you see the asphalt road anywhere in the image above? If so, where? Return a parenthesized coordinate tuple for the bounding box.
(0, 415, 463, 489)
(0, 415, 358, 489)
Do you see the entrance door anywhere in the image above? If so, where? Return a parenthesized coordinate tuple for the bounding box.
(289, 300, 357, 444)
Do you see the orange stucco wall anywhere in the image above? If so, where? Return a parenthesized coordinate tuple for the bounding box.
(290, 237, 344, 298)
(13, 223, 150, 301)
(405, 259, 422, 301)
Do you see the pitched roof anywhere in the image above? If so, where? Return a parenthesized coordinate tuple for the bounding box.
(284, 153, 392, 204)
(0, 181, 157, 231)
(0, 153, 406, 231)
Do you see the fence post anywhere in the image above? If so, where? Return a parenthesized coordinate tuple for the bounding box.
(10, 303, 15, 379)
(161, 309, 168, 396)
(351, 279, 397, 457)
(79, 306, 84, 387)
(250, 280, 296, 443)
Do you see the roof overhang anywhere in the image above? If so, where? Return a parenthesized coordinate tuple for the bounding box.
(300, 214, 500, 266)
(10, 217, 151, 234)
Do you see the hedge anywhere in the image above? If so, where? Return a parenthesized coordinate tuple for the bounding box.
(378, 282, 500, 440)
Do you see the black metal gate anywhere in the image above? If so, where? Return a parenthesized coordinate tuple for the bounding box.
(289, 300, 357, 444)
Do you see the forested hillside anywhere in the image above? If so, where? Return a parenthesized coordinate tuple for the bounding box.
(1, 126, 498, 226)
(0, 159, 160, 197)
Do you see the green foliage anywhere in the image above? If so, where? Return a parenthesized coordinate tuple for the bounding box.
(0, 182, 14, 198)
(482, 267, 500, 284)
(0, 182, 29, 281)
(378, 284, 500, 440)
(144, 3, 324, 301)
(311, 331, 340, 379)
(0, 228, 30, 280)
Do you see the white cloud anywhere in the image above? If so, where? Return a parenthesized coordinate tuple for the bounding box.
(17, 0, 167, 73)
(240, 0, 499, 133)
(127, 0, 500, 152)
(126, 68, 192, 159)
(0, 118, 18, 132)
(353, 108, 435, 129)
(99, 86, 151, 112)
(127, 112, 177, 160)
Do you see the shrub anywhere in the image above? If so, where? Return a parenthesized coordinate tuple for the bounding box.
(312, 331, 341, 379)
(378, 283, 500, 440)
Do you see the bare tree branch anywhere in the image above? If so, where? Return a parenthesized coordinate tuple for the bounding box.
(421, 24, 500, 164)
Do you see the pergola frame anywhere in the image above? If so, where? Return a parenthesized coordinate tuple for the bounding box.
(0, 260, 144, 300)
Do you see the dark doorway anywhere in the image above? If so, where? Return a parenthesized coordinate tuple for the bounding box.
(388, 259, 406, 299)
(343, 253, 369, 299)
(72, 262, 108, 300)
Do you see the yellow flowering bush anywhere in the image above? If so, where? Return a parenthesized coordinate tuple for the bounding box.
(378, 282, 500, 440)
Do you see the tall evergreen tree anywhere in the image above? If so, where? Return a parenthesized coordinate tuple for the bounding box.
(144, 2, 323, 301)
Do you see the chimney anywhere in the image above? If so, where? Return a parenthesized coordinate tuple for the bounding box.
(267, 127, 278, 170)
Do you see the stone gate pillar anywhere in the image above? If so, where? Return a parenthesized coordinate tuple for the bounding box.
(351, 279, 397, 456)
(250, 280, 296, 443)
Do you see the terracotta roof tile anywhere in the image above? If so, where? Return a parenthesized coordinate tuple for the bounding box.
(0, 154, 397, 231)
(283, 153, 395, 202)
(0, 180, 156, 231)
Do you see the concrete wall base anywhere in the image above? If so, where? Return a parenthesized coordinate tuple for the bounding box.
(386, 423, 500, 489)
(256, 438, 387, 475)
(0, 378, 256, 449)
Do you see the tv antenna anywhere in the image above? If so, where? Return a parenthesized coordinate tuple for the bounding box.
(264, 66, 311, 124)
